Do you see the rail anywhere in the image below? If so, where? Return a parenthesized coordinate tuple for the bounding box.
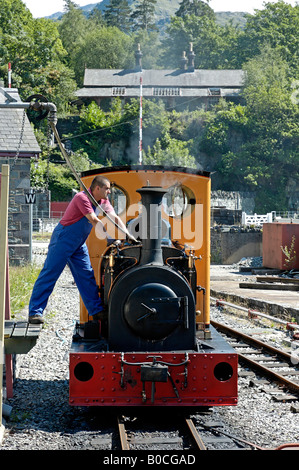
(211, 320, 299, 396)
(211, 296, 299, 333)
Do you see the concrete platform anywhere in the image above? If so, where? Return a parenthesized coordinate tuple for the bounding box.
(210, 265, 299, 322)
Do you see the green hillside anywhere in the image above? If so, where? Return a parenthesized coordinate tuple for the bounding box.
(47, 1, 248, 29)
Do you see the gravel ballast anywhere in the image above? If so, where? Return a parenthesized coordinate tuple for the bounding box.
(1, 248, 299, 450)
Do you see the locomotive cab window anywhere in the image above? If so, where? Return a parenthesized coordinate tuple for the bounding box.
(108, 183, 127, 215)
(162, 184, 195, 218)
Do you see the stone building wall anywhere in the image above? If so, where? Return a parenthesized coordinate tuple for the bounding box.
(0, 87, 41, 265)
(211, 190, 255, 213)
(211, 229, 262, 264)
(1, 157, 31, 265)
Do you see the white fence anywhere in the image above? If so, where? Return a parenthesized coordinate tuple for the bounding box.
(33, 217, 60, 233)
(242, 212, 273, 226)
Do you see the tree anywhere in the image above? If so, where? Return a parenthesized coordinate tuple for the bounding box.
(132, 29, 162, 69)
(238, 1, 299, 72)
(176, 0, 215, 20)
(242, 45, 295, 139)
(160, 14, 229, 69)
(0, 0, 33, 33)
(58, 0, 89, 78)
(88, 6, 106, 27)
(0, 0, 34, 89)
(104, 0, 131, 33)
(241, 46, 299, 212)
(31, 128, 97, 200)
(0, 0, 76, 110)
(199, 46, 299, 212)
(144, 133, 196, 168)
(199, 101, 248, 187)
(131, 0, 158, 32)
(73, 26, 133, 85)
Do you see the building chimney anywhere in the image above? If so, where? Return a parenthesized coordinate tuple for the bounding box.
(188, 43, 195, 71)
(135, 43, 143, 71)
(180, 51, 188, 70)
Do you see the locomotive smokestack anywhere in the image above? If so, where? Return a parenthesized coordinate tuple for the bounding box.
(137, 186, 166, 266)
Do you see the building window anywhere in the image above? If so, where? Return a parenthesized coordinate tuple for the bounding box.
(208, 88, 221, 96)
(112, 87, 126, 96)
(152, 87, 181, 96)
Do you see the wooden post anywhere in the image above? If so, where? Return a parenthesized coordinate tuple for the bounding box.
(0, 164, 9, 443)
(5, 246, 13, 399)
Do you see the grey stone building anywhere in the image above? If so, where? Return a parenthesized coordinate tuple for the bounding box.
(0, 88, 41, 265)
(76, 44, 245, 110)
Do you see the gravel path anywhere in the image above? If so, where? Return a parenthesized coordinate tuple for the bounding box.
(1, 249, 299, 450)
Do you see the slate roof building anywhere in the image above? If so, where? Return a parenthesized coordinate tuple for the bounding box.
(0, 88, 40, 157)
(76, 44, 245, 109)
(0, 87, 41, 264)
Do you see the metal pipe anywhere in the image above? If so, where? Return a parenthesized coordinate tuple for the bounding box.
(0, 102, 30, 108)
(0, 102, 57, 113)
(210, 296, 299, 331)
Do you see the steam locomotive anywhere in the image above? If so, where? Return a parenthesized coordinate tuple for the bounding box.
(69, 165, 238, 407)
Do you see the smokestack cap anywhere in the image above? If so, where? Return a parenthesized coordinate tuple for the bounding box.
(137, 186, 166, 195)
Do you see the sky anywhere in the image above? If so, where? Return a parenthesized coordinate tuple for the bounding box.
(22, 0, 298, 19)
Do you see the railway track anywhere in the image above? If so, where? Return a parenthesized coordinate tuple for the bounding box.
(115, 411, 257, 451)
(211, 320, 299, 400)
(117, 412, 194, 451)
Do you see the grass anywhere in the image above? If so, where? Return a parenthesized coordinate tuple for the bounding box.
(32, 232, 51, 242)
(9, 264, 41, 317)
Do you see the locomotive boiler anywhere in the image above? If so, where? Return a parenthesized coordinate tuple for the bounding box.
(69, 165, 238, 407)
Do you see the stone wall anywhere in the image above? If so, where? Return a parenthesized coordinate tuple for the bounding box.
(211, 229, 262, 264)
(211, 190, 255, 213)
(1, 158, 31, 265)
(0, 159, 51, 265)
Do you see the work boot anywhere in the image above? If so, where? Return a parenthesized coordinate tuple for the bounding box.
(92, 311, 106, 321)
(28, 315, 44, 324)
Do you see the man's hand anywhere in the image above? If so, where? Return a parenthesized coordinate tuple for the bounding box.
(126, 232, 139, 244)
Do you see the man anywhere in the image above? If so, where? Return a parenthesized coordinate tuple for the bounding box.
(28, 175, 133, 324)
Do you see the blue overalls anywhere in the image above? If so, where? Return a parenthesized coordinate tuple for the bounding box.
(29, 214, 103, 319)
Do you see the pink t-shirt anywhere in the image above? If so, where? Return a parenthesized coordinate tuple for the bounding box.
(60, 189, 114, 226)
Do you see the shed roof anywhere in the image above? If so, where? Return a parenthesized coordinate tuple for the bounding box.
(0, 88, 41, 156)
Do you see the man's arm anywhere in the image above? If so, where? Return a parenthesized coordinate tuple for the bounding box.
(85, 211, 102, 228)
